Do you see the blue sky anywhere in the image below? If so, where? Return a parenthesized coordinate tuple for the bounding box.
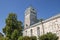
(0, 0, 60, 33)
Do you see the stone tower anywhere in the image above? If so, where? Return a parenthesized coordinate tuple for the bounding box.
(24, 6, 37, 29)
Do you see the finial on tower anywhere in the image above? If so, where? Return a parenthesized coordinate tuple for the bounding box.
(27, 5, 34, 10)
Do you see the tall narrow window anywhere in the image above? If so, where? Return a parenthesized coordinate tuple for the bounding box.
(37, 27, 40, 36)
(26, 24, 28, 29)
(31, 29, 33, 36)
(26, 31, 27, 36)
(26, 24, 28, 26)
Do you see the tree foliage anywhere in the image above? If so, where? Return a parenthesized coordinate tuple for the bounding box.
(39, 32, 58, 40)
(3, 13, 23, 40)
(11, 29, 19, 40)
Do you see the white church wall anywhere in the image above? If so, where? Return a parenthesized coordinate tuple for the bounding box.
(23, 15, 60, 40)
(43, 17, 60, 40)
(23, 6, 60, 40)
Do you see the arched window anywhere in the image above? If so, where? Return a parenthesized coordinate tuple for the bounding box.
(37, 27, 40, 36)
(26, 31, 27, 36)
(26, 24, 28, 29)
(31, 29, 33, 36)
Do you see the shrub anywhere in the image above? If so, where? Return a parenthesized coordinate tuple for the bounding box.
(18, 36, 23, 40)
(3, 37, 10, 40)
(23, 36, 30, 40)
(18, 36, 37, 40)
(0, 36, 4, 40)
(30, 36, 37, 40)
(39, 32, 58, 40)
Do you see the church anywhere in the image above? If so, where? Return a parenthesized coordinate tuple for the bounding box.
(23, 6, 60, 40)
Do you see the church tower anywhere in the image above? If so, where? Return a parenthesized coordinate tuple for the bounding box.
(24, 6, 37, 29)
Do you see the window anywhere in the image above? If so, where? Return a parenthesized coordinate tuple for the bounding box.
(26, 24, 28, 29)
(26, 31, 27, 36)
(26, 24, 28, 26)
(31, 29, 33, 36)
(37, 27, 40, 36)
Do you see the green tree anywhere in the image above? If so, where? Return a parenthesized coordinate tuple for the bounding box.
(3, 13, 23, 40)
(11, 30, 19, 40)
(39, 32, 58, 40)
